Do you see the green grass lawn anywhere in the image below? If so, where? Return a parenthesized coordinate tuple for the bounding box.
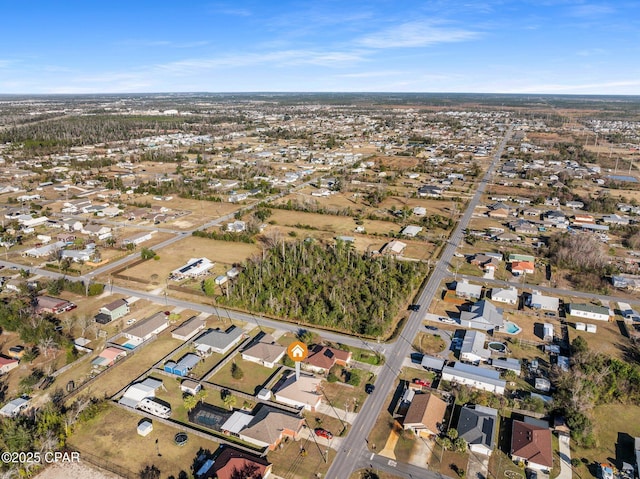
(572, 404, 640, 478)
(321, 373, 372, 413)
(209, 358, 277, 395)
(413, 332, 447, 355)
(190, 351, 224, 379)
(68, 402, 219, 479)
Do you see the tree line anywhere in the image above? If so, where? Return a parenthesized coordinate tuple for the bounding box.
(218, 239, 427, 337)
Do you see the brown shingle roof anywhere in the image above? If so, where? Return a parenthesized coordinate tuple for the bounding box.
(305, 345, 351, 370)
(403, 392, 447, 434)
(511, 420, 553, 468)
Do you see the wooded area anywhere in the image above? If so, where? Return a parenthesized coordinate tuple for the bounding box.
(219, 240, 427, 337)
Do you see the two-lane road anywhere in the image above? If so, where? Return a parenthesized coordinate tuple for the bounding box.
(326, 123, 514, 479)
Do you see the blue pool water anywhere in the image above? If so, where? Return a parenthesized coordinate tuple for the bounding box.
(122, 342, 137, 350)
(504, 321, 522, 335)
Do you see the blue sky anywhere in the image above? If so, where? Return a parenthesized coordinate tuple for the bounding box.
(1, 0, 639, 94)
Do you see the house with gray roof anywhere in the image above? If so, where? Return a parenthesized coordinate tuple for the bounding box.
(460, 331, 491, 364)
(460, 300, 504, 331)
(193, 326, 244, 356)
(455, 279, 482, 300)
(457, 405, 498, 455)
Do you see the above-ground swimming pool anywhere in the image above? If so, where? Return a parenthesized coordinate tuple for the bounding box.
(503, 320, 522, 335)
(488, 342, 507, 353)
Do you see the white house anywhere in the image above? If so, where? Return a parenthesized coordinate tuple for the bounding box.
(460, 331, 491, 364)
(491, 287, 518, 305)
(401, 225, 423, 237)
(568, 303, 610, 321)
(527, 291, 559, 311)
(441, 362, 506, 395)
(455, 279, 482, 300)
(170, 257, 213, 280)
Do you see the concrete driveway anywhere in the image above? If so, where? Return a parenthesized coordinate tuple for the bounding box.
(557, 433, 572, 479)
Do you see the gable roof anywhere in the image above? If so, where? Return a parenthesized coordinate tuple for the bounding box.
(457, 405, 497, 449)
(102, 298, 127, 312)
(305, 345, 351, 370)
(511, 419, 553, 468)
(240, 406, 303, 446)
(460, 300, 504, 328)
(403, 392, 447, 433)
(195, 326, 243, 350)
(243, 339, 286, 364)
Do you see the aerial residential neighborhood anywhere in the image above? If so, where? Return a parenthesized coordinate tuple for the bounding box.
(0, 90, 640, 479)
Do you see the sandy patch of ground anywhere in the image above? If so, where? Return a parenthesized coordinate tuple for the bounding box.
(379, 428, 399, 459)
(36, 462, 122, 479)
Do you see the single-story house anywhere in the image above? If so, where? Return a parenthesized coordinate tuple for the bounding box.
(459, 300, 504, 332)
(441, 362, 506, 395)
(123, 312, 169, 346)
(242, 334, 286, 368)
(221, 405, 303, 451)
(273, 373, 322, 411)
(491, 287, 518, 305)
(457, 405, 498, 455)
(381, 240, 407, 256)
(421, 355, 445, 372)
(510, 261, 534, 275)
(122, 231, 154, 246)
(82, 224, 112, 240)
(403, 392, 448, 437)
(0, 397, 30, 417)
(567, 303, 610, 321)
(170, 257, 214, 280)
(118, 377, 164, 408)
(401, 225, 423, 237)
(455, 279, 482, 300)
(0, 355, 19, 375)
(91, 347, 127, 367)
(171, 316, 207, 341)
(193, 326, 244, 356)
(527, 291, 559, 311)
(304, 344, 352, 374)
(511, 417, 553, 471)
(460, 330, 491, 364)
(35, 295, 75, 315)
(22, 241, 66, 258)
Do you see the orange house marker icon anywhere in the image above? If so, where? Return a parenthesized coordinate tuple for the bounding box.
(287, 341, 308, 362)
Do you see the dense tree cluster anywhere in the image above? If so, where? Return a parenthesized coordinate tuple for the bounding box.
(553, 350, 640, 446)
(220, 240, 426, 337)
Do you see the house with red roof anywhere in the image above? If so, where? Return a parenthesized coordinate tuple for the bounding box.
(510, 261, 535, 276)
(0, 355, 19, 375)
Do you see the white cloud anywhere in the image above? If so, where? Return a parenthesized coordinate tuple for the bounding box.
(577, 48, 606, 56)
(358, 20, 480, 48)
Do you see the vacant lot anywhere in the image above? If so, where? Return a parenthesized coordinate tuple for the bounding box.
(269, 209, 399, 236)
(413, 332, 447, 355)
(572, 404, 640, 478)
(68, 403, 219, 479)
(120, 236, 260, 286)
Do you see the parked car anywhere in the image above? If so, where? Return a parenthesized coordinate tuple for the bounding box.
(126, 318, 137, 325)
(413, 378, 431, 388)
(365, 384, 375, 394)
(440, 317, 456, 324)
(314, 428, 333, 440)
(408, 304, 421, 312)
(425, 325, 438, 331)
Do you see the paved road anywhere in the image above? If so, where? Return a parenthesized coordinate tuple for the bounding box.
(325, 124, 514, 479)
(457, 273, 640, 307)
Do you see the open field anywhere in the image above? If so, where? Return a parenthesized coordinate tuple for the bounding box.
(412, 332, 447, 355)
(572, 404, 640, 478)
(321, 374, 372, 413)
(268, 209, 400, 236)
(68, 403, 219, 479)
(115, 236, 260, 287)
